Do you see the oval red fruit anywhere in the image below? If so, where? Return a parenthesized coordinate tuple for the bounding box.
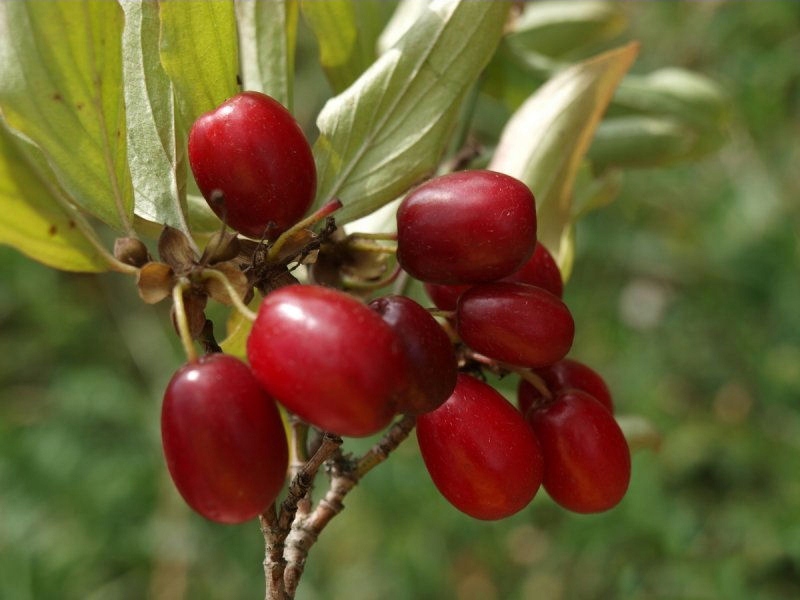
(188, 91, 317, 239)
(423, 242, 563, 311)
(369, 295, 457, 415)
(161, 353, 288, 524)
(417, 373, 543, 520)
(456, 282, 574, 368)
(527, 389, 630, 513)
(247, 285, 409, 437)
(518, 358, 614, 415)
(502, 241, 563, 298)
(396, 170, 537, 284)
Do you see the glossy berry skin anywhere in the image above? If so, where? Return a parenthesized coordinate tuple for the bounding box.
(369, 295, 457, 415)
(518, 359, 614, 416)
(417, 374, 543, 520)
(503, 241, 563, 298)
(247, 285, 409, 437)
(423, 242, 562, 311)
(161, 353, 288, 524)
(396, 170, 537, 284)
(527, 389, 630, 514)
(456, 282, 574, 368)
(188, 91, 317, 239)
(424, 282, 471, 312)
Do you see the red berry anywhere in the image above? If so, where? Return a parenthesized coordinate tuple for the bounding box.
(369, 295, 457, 415)
(423, 242, 563, 310)
(503, 241, 563, 298)
(188, 91, 317, 239)
(246, 285, 409, 437)
(527, 389, 630, 514)
(396, 170, 537, 284)
(417, 374, 543, 520)
(424, 282, 471, 312)
(518, 359, 614, 415)
(161, 353, 288, 524)
(456, 282, 574, 368)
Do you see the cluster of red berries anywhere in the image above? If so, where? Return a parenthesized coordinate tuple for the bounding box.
(397, 170, 630, 519)
(160, 91, 630, 526)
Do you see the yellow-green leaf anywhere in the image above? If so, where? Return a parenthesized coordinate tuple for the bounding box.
(122, 1, 190, 236)
(488, 42, 639, 269)
(158, 1, 240, 131)
(301, 0, 391, 94)
(0, 125, 107, 273)
(236, 0, 299, 109)
(0, 0, 133, 231)
(313, 0, 511, 225)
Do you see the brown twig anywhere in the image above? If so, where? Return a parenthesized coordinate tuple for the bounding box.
(281, 415, 417, 596)
(262, 433, 343, 600)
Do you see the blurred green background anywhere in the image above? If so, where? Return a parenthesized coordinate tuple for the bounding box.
(1, 2, 799, 599)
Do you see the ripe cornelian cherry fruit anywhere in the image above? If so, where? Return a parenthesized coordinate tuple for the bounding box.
(456, 282, 574, 368)
(517, 358, 614, 416)
(396, 170, 537, 284)
(188, 91, 317, 239)
(369, 295, 457, 415)
(504, 241, 563, 298)
(423, 241, 563, 311)
(161, 353, 288, 524)
(247, 285, 410, 437)
(527, 389, 630, 514)
(417, 373, 543, 520)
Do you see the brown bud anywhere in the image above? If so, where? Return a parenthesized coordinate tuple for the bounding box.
(158, 226, 197, 271)
(114, 237, 150, 267)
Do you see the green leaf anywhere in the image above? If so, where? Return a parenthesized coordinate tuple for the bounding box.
(235, 0, 299, 109)
(508, 0, 627, 60)
(121, 1, 190, 235)
(612, 68, 730, 157)
(220, 307, 255, 360)
(301, 0, 391, 93)
(0, 124, 108, 273)
(313, 0, 511, 225)
(0, 1, 134, 232)
(588, 115, 696, 171)
(158, 1, 240, 131)
(488, 42, 639, 268)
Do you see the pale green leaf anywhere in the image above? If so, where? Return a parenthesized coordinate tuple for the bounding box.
(0, 1, 134, 232)
(508, 1, 627, 59)
(301, 0, 391, 93)
(313, 0, 511, 225)
(158, 1, 240, 131)
(0, 124, 108, 273)
(613, 68, 730, 157)
(235, 0, 298, 109)
(122, 1, 190, 236)
(378, 0, 428, 53)
(488, 42, 639, 266)
(588, 115, 696, 170)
